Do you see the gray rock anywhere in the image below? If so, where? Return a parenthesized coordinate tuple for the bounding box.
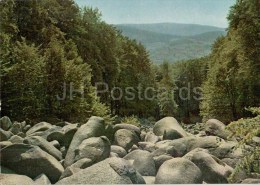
(50, 140, 60, 149)
(16, 132, 26, 138)
(124, 149, 156, 176)
(153, 154, 173, 170)
(241, 178, 260, 184)
(138, 142, 155, 152)
(114, 129, 140, 151)
(145, 131, 160, 144)
(62, 123, 78, 148)
(143, 176, 155, 184)
(153, 117, 187, 139)
(0, 141, 13, 148)
(189, 136, 224, 151)
(26, 122, 54, 136)
(64, 116, 106, 167)
(24, 136, 62, 160)
(111, 145, 127, 158)
(75, 136, 111, 163)
(60, 158, 93, 180)
(0, 116, 12, 130)
(114, 123, 141, 136)
(0, 144, 64, 183)
(188, 151, 233, 183)
(110, 152, 119, 157)
(155, 158, 203, 184)
(23, 125, 31, 132)
(0, 128, 13, 141)
(56, 157, 145, 184)
(140, 130, 147, 141)
(9, 135, 24, 143)
(9, 122, 22, 135)
(34, 174, 51, 185)
(205, 119, 230, 139)
(0, 174, 34, 185)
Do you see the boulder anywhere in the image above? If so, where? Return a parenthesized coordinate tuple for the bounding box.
(61, 123, 78, 148)
(9, 135, 24, 143)
(0, 141, 13, 148)
(114, 129, 140, 151)
(0, 144, 64, 183)
(155, 158, 203, 184)
(0, 116, 12, 130)
(0, 128, 13, 141)
(124, 149, 156, 176)
(56, 157, 145, 184)
(24, 136, 62, 161)
(74, 136, 111, 163)
(0, 174, 34, 185)
(189, 136, 224, 151)
(188, 151, 233, 183)
(138, 142, 155, 152)
(143, 176, 155, 184)
(23, 125, 31, 132)
(60, 158, 93, 180)
(153, 117, 187, 139)
(205, 119, 230, 139)
(145, 131, 160, 144)
(50, 140, 60, 149)
(26, 122, 54, 136)
(34, 174, 51, 185)
(241, 178, 260, 184)
(111, 145, 127, 158)
(114, 123, 141, 136)
(9, 122, 22, 135)
(64, 116, 106, 167)
(153, 154, 173, 170)
(110, 152, 119, 157)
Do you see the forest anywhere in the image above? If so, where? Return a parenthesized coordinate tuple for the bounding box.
(0, 0, 259, 184)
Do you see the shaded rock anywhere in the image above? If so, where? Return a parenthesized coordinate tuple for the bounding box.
(46, 130, 64, 143)
(140, 130, 147, 141)
(111, 145, 127, 158)
(60, 158, 93, 180)
(124, 149, 156, 176)
(138, 141, 155, 152)
(145, 131, 160, 144)
(9, 122, 22, 135)
(0, 144, 64, 183)
(34, 174, 51, 185)
(62, 123, 78, 148)
(0, 116, 12, 130)
(26, 122, 54, 136)
(129, 144, 139, 152)
(0, 174, 34, 185)
(50, 140, 60, 149)
(75, 136, 111, 163)
(56, 157, 145, 184)
(188, 151, 233, 183)
(151, 145, 179, 157)
(153, 154, 173, 170)
(0, 128, 13, 141)
(64, 116, 106, 167)
(143, 176, 155, 184)
(153, 117, 187, 139)
(114, 129, 140, 151)
(16, 132, 26, 138)
(205, 119, 230, 139)
(155, 158, 203, 184)
(24, 136, 62, 160)
(241, 178, 260, 184)
(9, 135, 24, 143)
(23, 125, 31, 132)
(0, 165, 16, 174)
(114, 123, 141, 136)
(110, 152, 119, 157)
(189, 136, 224, 151)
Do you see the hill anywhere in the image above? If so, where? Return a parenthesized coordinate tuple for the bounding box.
(115, 23, 226, 63)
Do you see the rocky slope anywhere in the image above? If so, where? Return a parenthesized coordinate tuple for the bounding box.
(0, 116, 259, 184)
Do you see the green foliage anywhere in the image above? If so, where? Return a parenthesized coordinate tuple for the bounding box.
(227, 107, 260, 182)
(121, 115, 141, 127)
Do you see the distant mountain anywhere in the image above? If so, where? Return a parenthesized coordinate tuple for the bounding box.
(114, 23, 226, 63)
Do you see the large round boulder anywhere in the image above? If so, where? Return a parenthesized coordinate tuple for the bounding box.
(124, 149, 156, 176)
(0, 174, 34, 185)
(155, 158, 203, 184)
(114, 129, 140, 151)
(205, 119, 230, 139)
(26, 122, 54, 136)
(56, 157, 145, 184)
(153, 117, 187, 139)
(114, 123, 141, 136)
(64, 116, 106, 167)
(24, 136, 62, 160)
(187, 151, 233, 183)
(0, 144, 64, 183)
(0, 116, 12, 131)
(74, 136, 111, 163)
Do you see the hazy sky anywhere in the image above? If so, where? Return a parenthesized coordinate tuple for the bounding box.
(75, 0, 236, 28)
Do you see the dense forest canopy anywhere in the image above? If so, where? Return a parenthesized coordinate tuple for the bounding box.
(0, 0, 259, 125)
